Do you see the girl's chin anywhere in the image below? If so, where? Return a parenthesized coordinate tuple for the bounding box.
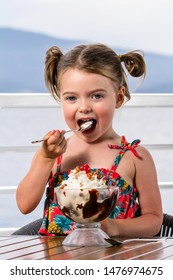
(78, 131, 98, 142)
(82, 128, 114, 142)
(80, 131, 108, 143)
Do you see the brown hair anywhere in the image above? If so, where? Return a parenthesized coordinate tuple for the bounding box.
(44, 43, 146, 102)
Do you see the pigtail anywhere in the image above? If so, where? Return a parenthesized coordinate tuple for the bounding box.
(119, 51, 146, 78)
(44, 46, 63, 101)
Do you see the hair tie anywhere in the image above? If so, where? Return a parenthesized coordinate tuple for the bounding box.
(118, 54, 122, 61)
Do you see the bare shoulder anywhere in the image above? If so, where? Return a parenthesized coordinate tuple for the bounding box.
(134, 145, 159, 190)
(123, 144, 155, 168)
(135, 145, 155, 164)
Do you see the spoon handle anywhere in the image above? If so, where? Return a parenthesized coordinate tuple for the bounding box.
(31, 139, 46, 144)
(31, 129, 79, 144)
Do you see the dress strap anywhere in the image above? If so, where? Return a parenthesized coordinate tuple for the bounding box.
(56, 155, 62, 172)
(108, 136, 141, 170)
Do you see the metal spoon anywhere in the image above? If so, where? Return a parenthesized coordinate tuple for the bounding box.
(31, 120, 93, 144)
(105, 237, 165, 246)
(104, 238, 122, 246)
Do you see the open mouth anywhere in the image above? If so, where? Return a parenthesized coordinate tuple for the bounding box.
(77, 119, 97, 131)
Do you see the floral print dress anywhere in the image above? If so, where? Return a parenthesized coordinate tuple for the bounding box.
(39, 136, 141, 236)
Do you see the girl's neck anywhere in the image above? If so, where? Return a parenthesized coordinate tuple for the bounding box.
(69, 129, 120, 146)
(59, 131, 121, 171)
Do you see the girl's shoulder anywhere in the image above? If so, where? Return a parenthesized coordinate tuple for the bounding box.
(135, 144, 154, 160)
(133, 144, 156, 173)
(121, 142, 155, 174)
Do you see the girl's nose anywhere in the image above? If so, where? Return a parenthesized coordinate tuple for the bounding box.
(78, 100, 92, 114)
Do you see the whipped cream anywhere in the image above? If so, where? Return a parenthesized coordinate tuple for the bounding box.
(60, 169, 107, 190)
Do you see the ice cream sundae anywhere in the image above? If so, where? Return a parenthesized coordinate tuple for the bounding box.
(55, 165, 118, 224)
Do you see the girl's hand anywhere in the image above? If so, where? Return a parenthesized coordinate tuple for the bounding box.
(40, 130, 67, 159)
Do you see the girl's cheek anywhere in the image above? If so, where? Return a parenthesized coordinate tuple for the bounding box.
(63, 107, 73, 119)
(62, 107, 75, 126)
(63, 103, 76, 114)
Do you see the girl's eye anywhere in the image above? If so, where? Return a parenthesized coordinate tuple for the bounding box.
(92, 94, 103, 100)
(65, 96, 77, 101)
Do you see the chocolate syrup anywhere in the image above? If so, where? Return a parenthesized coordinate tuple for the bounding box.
(82, 189, 117, 221)
(60, 188, 117, 222)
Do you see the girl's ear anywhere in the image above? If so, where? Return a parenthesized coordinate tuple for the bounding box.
(115, 86, 125, 108)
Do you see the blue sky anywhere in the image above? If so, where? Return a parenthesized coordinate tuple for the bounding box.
(1, 0, 173, 55)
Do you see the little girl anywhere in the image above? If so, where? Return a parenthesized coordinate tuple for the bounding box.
(16, 43, 162, 237)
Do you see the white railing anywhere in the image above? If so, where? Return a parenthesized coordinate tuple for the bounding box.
(1, 93, 173, 108)
(0, 228, 19, 235)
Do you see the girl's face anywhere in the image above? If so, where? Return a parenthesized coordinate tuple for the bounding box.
(60, 69, 124, 143)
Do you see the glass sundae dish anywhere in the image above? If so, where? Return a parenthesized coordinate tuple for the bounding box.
(55, 165, 118, 246)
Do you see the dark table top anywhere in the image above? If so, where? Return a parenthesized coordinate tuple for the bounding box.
(0, 235, 173, 260)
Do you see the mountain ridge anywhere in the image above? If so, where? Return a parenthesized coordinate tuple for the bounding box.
(1, 27, 173, 93)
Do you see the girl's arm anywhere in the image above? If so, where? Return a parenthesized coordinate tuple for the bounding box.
(101, 146, 163, 237)
(16, 130, 67, 214)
